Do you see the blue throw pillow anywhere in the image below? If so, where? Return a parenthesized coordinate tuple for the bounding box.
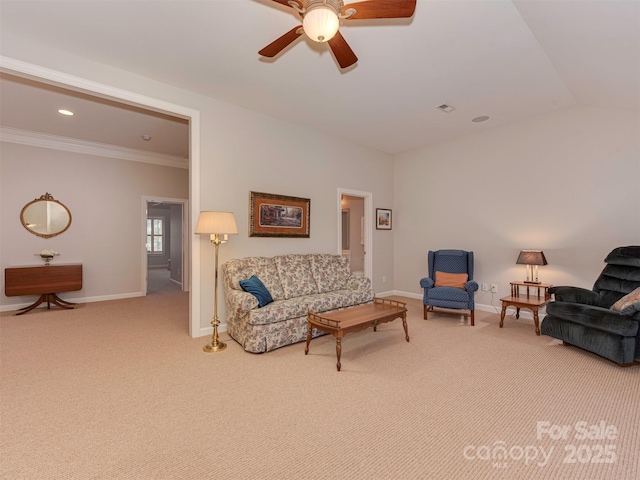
(239, 275, 274, 307)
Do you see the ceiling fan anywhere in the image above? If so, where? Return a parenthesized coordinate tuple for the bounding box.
(259, 0, 417, 69)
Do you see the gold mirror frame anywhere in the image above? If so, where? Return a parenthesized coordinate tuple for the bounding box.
(20, 193, 72, 239)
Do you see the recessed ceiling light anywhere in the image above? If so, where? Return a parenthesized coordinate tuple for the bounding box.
(141, 134, 152, 141)
(472, 116, 490, 123)
(58, 109, 74, 116)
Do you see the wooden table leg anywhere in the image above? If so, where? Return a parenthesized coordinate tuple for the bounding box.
(15, 293, 76, 315)
(516, 307, 521, 319)
(16, 294, 47, 315)
(51, 294, 76, 306)
(533, 308, 541, 335)
(47, 293, 75, 310)
(499, 303, 507, 328)
(402, 313, 410, 342)
(336, 336, 342, 372)
(305, 322, 312, 355)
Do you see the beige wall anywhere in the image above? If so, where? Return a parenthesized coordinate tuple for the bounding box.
(196, 103, 395, 318)
(393, 105, 640, 312)
(3, 35, 638, 330)
(0, 143, 189, 308)
(0, 36, 396, 333)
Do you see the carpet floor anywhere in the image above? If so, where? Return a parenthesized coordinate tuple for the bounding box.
(1, 292, 638, 479)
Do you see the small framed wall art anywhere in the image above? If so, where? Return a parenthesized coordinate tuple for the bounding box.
(376, 208, 392, 230)
(249, 191, 310, 238)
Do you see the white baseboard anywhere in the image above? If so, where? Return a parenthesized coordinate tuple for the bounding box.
(374, 290, 397, 298)
(0, 291, 144, 313)
(386, 290, 545, 321)
(199, 325, 218, 338)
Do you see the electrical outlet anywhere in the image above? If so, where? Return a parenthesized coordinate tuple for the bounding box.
(481, 283, 489, 291)
(491, 284, 498, 293)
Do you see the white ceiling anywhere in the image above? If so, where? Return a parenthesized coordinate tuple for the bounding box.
(1, 0, 638, 156)
(0, 73, 190, 158)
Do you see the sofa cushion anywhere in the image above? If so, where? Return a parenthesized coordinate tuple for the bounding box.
(274, 254, 319, 299)
(611, 287, 640, 316)
(309, 254, 350, 293)
(248, 297, 309, 326)
(306, 290, 370, 313)
(223, 256, 285, 301)
(239, 275, 273, 307)
(247, 290, 373, 327)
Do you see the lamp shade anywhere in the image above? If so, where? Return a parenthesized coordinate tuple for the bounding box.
(195, 211, 238, 235)
(303, 6, 339, 42)
(516, 250, 548, 266)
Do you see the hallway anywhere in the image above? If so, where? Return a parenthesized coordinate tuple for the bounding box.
(147, 267, 181, 295)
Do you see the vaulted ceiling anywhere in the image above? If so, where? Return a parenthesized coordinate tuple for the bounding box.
(1, 0, 638, 156)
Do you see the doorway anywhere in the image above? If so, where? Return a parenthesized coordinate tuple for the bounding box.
(143, 197, 188, 295)
(2, 58, 204, 338)
(337, 188, 373, 280)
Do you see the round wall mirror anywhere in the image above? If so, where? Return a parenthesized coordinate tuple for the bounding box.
(20, 193, 72, 238)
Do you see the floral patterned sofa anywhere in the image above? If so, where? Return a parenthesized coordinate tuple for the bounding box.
(222, 254, 374, 353)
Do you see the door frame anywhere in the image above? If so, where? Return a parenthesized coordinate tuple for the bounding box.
(142, 196, 189, 294)
(1, 56, 203, 338)
(337, 188, 373, 280)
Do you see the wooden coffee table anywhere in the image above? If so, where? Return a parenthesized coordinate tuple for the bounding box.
(305, 297, 409, 371)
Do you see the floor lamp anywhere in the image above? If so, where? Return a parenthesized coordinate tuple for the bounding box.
(195, 211, 238, 353)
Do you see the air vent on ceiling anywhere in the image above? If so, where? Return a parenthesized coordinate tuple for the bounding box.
(436, 104, 456, 113)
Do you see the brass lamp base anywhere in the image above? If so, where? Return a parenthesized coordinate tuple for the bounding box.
(203, 341, 227, 353)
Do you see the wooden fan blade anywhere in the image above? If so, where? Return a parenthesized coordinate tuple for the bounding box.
(341, 0, 416, 19)
(259, 26, 303, 58)
(328, 32, 358, 69)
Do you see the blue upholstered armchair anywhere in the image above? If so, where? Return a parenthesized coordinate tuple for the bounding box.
(419, 250, 478, 325)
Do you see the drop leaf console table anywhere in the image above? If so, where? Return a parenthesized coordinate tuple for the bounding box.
(4, 263, 83, 315)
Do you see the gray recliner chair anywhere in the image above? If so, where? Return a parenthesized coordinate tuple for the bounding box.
(541, 246, 640, 366)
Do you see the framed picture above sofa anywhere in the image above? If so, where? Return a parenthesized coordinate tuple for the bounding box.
(249, 191, 310, 238)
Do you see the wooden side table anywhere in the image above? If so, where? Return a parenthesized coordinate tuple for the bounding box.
(500, 282, 552, 335)
(509, 281, 552, 300)
(4, 263, 83, 315)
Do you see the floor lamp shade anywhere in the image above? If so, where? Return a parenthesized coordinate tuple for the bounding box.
(196, 211, 237, 353)
(195, 211, 238, 236)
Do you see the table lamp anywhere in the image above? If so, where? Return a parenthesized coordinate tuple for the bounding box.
(195, 211, 238, 353)
(516, 250, 548, 284)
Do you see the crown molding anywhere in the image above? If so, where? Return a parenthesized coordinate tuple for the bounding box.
(0, 127, 188, 169)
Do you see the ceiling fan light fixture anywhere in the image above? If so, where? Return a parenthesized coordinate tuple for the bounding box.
(303, 6, 339, 43)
